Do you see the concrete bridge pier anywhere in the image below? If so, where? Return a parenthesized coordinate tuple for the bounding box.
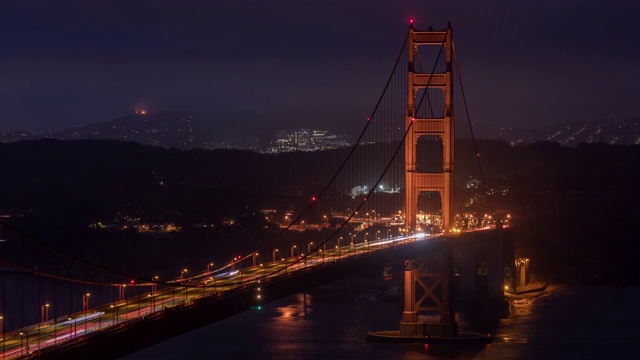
(456, 228, 513, 311)
(399, 238, 458, 338)
(368, 229, 512, 344)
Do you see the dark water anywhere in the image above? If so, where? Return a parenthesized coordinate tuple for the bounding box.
(123, 277, 640, 360)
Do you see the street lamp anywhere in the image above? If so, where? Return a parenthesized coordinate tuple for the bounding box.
(179, 269, 189, 304)
(20, 332, 29, 355)
(82, 293, 91, 311)
(207, 262, 215, 273)
(307, 242, 313, 254)
(109, 305, 118, 325)
(41, 304, 50, 322)
(0, 315, 3, 339)
(253, 253, 258, 267)
(290, 245, 297, 258)
(272, 248, 279, 262)
(151, 276, 159, 311)
(119, 284, 127, 301)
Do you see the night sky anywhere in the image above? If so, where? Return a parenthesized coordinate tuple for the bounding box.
(1, 0, 639, 134)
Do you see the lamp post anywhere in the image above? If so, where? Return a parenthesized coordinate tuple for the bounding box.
(70, 316, 80, 338)
(151, 276, 159, 311)
(392, 228, 396, 246)
(119, 284, 127, 301)
(272, 248, 278, 262)
(19, 332, 29, 355)
(337, 237, 342, 257)
(207, 262, 214, 273)
(290, 245, 297, 258)
(365, 232, 369, 251)
(0, 315, 3, 353)
(82, 293, 91, 334)
(253, 253, 258, 267)
(307, 242, 313, 254)
(82, 293, 90, 311)
(110, 305, 119, 325)
(180, 269, 188, 303)
(41, 303, 50, 322)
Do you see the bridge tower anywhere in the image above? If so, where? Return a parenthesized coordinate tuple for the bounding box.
(401, 23, 457, 337)
(404, 23, 454, 234)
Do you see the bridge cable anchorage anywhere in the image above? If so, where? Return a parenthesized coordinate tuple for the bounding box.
(215, 27, 412, 276)
(452, 41, 496, 219)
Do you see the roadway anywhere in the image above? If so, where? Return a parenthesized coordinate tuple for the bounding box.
(0, 232, 438, 359)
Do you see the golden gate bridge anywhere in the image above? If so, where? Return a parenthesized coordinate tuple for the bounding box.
(0, 21, 510, 359)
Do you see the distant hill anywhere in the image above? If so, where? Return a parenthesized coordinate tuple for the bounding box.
(478, 117, 640, 146)
(2, 138, 639, 284)
(2, 114, 639, 149)
(0, 112, 262, 150)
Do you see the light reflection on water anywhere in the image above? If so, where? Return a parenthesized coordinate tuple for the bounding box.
(273, 294, 313, 319)
(123, 280, 640, 360)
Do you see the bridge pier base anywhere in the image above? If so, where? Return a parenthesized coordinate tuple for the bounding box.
(400, 321, 459, 338)
(368, 231, 512, 344)
(398, 239, 459, 338)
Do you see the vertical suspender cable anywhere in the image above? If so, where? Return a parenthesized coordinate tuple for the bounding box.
(452, 42, 495, 218)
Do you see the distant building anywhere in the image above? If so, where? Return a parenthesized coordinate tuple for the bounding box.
(348, 184, 400, 197)
(267, 129, 351, 153)
(349, 186, 368, 197)
(466, 178, 481, 189)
